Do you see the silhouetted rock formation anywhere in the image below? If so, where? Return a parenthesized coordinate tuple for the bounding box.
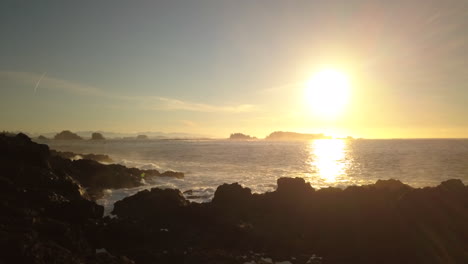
(2, 132, 468, 264)
(136, 135, 148, 140)
(2, 133, 184, 199)
(266, 131, 331, 140)
(54, 130, 83, 140)
(160, 170, 184, 178)
(113, 189, 189, 222)
(49, 156, 183, 199)
(51, 150, 114, 163)
(102, 177, 468, 264)
(229, 133, 256, 140)
(91, 132, 106, 140)
(0, 133, 132, 263)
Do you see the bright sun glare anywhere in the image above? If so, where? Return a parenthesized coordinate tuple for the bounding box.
(305, 69, 350, 118)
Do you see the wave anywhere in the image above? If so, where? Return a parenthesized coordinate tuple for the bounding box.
(114, 159, 162, 171)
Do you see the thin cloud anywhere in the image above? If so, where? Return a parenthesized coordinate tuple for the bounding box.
(148, 96, 255, 113)
(34, 72, 47, 93)
(1, 71, 256, 114)
(1, 71, 106, 97)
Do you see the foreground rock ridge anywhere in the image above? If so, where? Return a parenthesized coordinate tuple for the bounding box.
(1, 133, 468, 264)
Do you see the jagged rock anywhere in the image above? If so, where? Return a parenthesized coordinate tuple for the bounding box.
(374, 179, 410, 191)
(2, 132, 468, 264)
(229, 133, 256, 140)
(0, 133, 131, 264)
(438, 178, 466, 193)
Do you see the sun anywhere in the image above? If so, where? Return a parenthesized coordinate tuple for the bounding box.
(305, 69, 350, 118)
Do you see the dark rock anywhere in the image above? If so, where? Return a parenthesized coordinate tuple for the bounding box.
(276, 177, 314, 195)
(438, 178, 466, 193)
(0, 133, 129, 263)
(51, 150, 113, 163)
(112, 188, 189, 225)
(212, 183, 252, 207)
(54, 130, 83, 140)
(136, 135, 148, 140)
(2, 132, 468, 264)
(91, 133, 106, 140)
(69, 159, 142, 190)
(49, 150, 183, 199)
(37, 135, 49, 140)
(229, 133, 256, 140)
(374, 179, 410, 191)
(160, 170, 184, 178)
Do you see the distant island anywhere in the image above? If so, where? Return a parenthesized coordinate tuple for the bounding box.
(37, 135, 49, 140)
(91, 132, 105, 140)
(136, 134, 149, 140)
(229, 133, 257, 140)
(54, 130, 83, 140)
(265, 131, 331, 141)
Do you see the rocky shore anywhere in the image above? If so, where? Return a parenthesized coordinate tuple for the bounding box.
(1, 133, 467, 264)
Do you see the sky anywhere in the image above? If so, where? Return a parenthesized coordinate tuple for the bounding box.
(1, 0, 468, 138)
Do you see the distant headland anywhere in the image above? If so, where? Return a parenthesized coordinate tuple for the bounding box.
(229, 133, 257, 140)
(32, 130, 210, 140)
(54, 130, 83, 140)
(229, 131, 335, 141)
(265, 131, 332, 140)
(33, 130, 347, 141)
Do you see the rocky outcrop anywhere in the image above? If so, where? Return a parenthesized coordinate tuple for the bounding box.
(54, 130, 83, 140)
(2, 132, 468, 264)
(91, 133, 106, 140)
(160, 170, 184, 178)
(37, 135, 49, 140)
(49, 155, 183, 199)
(51, 150, 113, 163)
(112, 188, 189, 222)
(100, 177, 468, 264)
(0, 133, 130, 263)
(48, 152, 183, 199)
(229, 133, 256, 140)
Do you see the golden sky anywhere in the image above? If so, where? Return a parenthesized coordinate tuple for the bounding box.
(1, 1, 468, 138)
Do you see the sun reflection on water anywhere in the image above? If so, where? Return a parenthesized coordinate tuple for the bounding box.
(309, 139, 348, 183)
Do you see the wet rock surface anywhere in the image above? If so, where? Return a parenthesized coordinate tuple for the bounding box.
(47, 150, 183, 199)
(1, 133, 468, 264)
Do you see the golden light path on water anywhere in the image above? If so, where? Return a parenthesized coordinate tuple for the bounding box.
(308, 139, 350, 184)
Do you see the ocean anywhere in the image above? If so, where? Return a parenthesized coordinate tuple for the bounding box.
(42, 138, 468, 213)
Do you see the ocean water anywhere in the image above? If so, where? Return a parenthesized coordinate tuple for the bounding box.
(42, 139, 468, 213)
